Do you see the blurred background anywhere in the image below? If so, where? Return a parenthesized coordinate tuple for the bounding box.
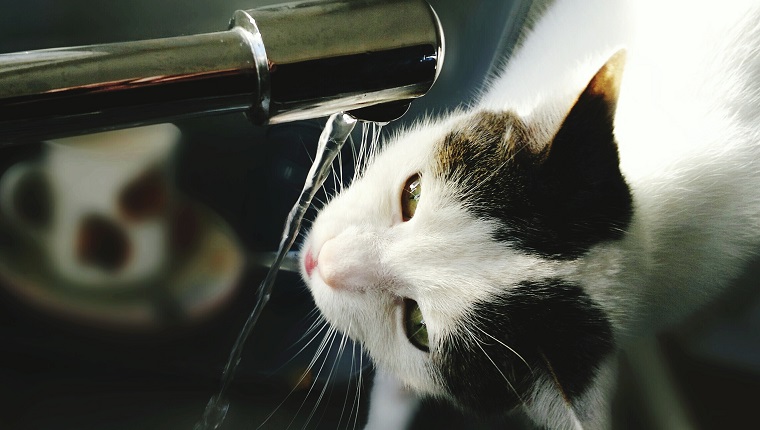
(0, 1, 757, 429)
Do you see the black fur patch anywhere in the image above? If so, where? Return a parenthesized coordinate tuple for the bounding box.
(436, 279, 614, 414)
(435, 106, 632, 259)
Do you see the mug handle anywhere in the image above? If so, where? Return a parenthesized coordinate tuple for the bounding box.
(0, 161, 52, 231)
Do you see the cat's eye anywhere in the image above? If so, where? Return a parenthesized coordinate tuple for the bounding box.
(404, 298, 429, 352)
(401, 174, 421, 221)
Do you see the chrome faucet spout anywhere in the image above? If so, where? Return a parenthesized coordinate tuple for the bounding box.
(0, 0, 444, 142)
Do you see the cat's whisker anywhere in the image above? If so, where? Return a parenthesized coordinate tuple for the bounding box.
(352, 346, 365, 430)
(300, 311, 328, 340)
(330, 162, 339, 197)
(336, 330, 356, 429)
(350, 342, 364, 430)
(286, 327, 340, 430)
(475, 340, 526, 406)
(473, 325, 534, 374)
(277, 318, 330, 373)
(347, 121, 384, 184)
(344, 334, 365, 430)
(461, 325, 525, 405)
(272, 316, 329, 375)
(254, 322, 335, 430)
(337, 150, 345, 193)
(317, 167, 333, 202)
(330, 149, 344, 196)
(310, 195, 328, 208)
(347, 133, 359, 183)
(326, 183, 341, 205)
(352, 127, 364, 183)
(362, 124, 375, 173)
(359, 128, 369, 174)
(296, 305, 322, 327)
(357, 123, 369, 173)
(301, 328, 351, 430)
(310, 326, 338, 374)
(365, 123, 382, 171)
(301, 140, 316, 165)
(293, 325, 336, 412)
(256, 387, 299, 430)
(329, 332, 354, 411)
(370, 122, 383, 158)
(462, 153, 515, 199)
(331, 151, 346, 193)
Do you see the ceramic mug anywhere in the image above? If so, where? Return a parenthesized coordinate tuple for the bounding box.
(0, 124, 180, 288)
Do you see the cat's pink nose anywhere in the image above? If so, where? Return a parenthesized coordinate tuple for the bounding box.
(304, 247, 317, 278)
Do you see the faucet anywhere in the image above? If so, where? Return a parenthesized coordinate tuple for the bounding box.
(0, 0, 444, 142)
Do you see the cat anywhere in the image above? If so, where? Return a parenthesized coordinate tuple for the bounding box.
(300, 0, 760, 428)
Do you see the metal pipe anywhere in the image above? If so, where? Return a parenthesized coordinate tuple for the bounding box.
(0, 0, 444, 142)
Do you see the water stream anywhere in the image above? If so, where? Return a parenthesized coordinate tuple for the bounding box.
(193, 113, 360, 430)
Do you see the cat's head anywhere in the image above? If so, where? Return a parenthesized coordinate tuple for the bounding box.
(301, 51, 631, 416)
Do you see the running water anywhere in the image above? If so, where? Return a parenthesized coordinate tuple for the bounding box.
(193, 113, 360, 430)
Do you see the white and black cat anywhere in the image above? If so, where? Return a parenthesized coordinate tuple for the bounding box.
(300, 0, 760, 428)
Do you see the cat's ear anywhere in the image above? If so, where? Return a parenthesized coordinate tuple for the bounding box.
(541, 49, 627, 175)
(550, 49, 626, 152)
(576, 48, 626, 121)
(547, 49, 626, 160)
(528, 49, 631, 258)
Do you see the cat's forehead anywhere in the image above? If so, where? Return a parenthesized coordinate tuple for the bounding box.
(441, 110, 529, 155)
(371, 110, 535, 187)
(433, 111, 535, 182)
(374, 114, 465, 173)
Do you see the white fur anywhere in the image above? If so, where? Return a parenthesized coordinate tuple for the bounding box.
(364, 369, 421, 430)
(302, 0, 760, 428)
